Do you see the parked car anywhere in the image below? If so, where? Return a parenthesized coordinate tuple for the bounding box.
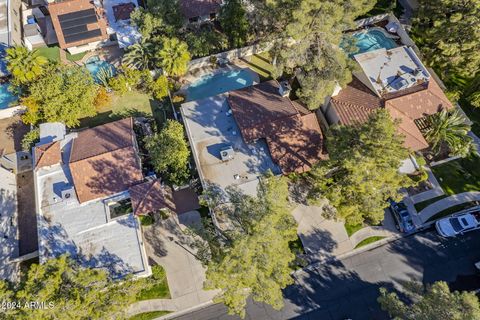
(389, 199, 415, 233)
(435, 209, 480, 238)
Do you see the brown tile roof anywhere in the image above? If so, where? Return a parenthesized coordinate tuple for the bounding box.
(228, 80, 326, 174)
(329, 77, 453, 151)
(179, 0, 221, 19)
(113, 3, 135, 21)
(34, 141, 61, 169)
(129, 179, 176, 215)
(49, 0, 108, 49)
(69, 118, 143, 203)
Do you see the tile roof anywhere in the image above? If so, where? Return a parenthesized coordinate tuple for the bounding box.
(129, 179, 176, 215)
(49, 0, 108, 49)
(113, 3, 135, 22)
(34, 141, 61, 169)
(69, 118, 143, 203)
(329, 77, 453, 151)
(179, 0, 222, 19)
(228, 80, 326, 174)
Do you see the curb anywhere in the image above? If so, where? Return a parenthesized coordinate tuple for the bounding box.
(154, 300, 216, 320)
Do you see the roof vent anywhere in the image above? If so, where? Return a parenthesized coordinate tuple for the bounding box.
(220, 145, 234, 162)
(61, 187, 75, 201)
(279, 80, 291, 97)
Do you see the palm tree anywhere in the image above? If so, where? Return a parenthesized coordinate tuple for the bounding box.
(122, 39, 156, 70)
(425, 109, 475, 157)
(156, 37, 191, 77)
(5, 46, 48, 84)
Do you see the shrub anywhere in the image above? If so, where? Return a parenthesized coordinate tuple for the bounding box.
(139, 214, 154, 226)
(21, 128, 40, 152)
(171, 94, 184, 104)
(468, 91, 480, 108)
(94, 87, 111, 110)
(149, 75, 169, 100)
(151, 265, 166, 281)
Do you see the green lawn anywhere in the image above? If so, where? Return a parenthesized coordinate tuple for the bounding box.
(345, 222, 364, 237)
(414, 195, 448, 212)
(430, 155, 480, 195)
(136, 265, 170, 301)
(354, 236, 386, 249)
(66, 51, 87, 62)
(80, 91, 165, 128)
(426, 201, 479, 223)
(242, 52, 274, 81)
(37, 46, 60, 62)
(128, 311, 171, 320)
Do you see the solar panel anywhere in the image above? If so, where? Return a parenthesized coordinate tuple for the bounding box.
(60, 15, 98, 29)
(58, 9, 96, 23)
(62, 25, 88, 37)
(64, 29, 102, 44)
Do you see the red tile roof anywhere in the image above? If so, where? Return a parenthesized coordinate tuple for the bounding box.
(228, 80, 327, 174)
(34, 141, 61, 169)
(69, 118, 143, 203)
(113, 3, 135, 21)
(129, 179, 176, 215)
(179, 0, 222, 19)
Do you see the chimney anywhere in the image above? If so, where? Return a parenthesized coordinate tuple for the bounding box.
(278, 80, 292, 98)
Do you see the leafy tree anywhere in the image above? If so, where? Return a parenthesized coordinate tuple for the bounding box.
(0, 255, 146, 320)
(123, 39, 157, 70)
(378, 281, 480, 320)
(156, 37, 191, 77)
(5, 46, 48, 85)
(425, 109, 475, 157)
(184, 27, 228, 58)
(219, 0, 250, 48)
(203, 175, 297, 318)
(21, 127, 39, 152)
(309, 109, 411, 225)
(147, 75, 169, 100)
(108, 66, 144, 95)
(413, 0, 480, 79)
(93, 87, 111, 110)
(130, 8, 166, 39)
(468, 91, 480, 109)
(145, 119, 190, 185)
(22, 66, 97, 127)
(146, 0, 183, 31)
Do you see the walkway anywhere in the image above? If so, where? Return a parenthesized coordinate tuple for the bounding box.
(349, 211, 398, 248)
(417, 191, 480, 223)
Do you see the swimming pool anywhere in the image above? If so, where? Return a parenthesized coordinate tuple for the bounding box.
(186, 69, 255, 101)
(85, 56, 116, 83)
(0, 83, 19, 109)
(343, 29, 398, 57)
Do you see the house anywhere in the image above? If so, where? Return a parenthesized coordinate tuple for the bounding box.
(179, 0, 222, 25)
(181, 79, 326, 196)
(33, 118, 172, 278)
(322, 45, 453, 152)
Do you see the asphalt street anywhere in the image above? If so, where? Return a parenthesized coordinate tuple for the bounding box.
(171, 229, 480, 320)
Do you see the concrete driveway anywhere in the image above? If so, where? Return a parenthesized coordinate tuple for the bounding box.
(142, 211, 217, 310)
(292, 204, 353, 259)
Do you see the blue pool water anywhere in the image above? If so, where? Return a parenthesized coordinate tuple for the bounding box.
(343, 29, 398, 57)
(0, 83, 19, 109)
(186, 69, 255, 101)
(85, 56, 116, 82)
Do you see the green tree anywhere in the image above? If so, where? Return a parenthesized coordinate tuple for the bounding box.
(156, 37, 191, 77)
(378, 281, 480, 320)
(309, 109, 411, 225)
(146, 0, 183, 31)
(145, 119, 190, 185)
(22, 66, 97, 127)
(123, 39, 157, 70)
(148, 75, 169, 100)
(202, 175, 297, 318)
(5, 46, 48, 85)
(468, 91, 480, 108)
(0, 255, 145, 320)
(21, 127, 39, 152)
(130, 8, 166, 39)
(413, 0, 480, 79)
(184, 27, 228, 58)
(219, 0, 250, 48)
(425, 109, 475, 157)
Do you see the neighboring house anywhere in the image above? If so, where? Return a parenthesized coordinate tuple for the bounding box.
(179, 0, 222, 25)
(322, 45, 453, 152)
(33, 118, 172, 278)
(181, 79, 326, 196)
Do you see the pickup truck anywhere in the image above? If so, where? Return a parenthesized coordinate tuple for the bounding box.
(435, 207, 480, 237)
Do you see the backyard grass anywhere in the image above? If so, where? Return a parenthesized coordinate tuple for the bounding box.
(242, 52, 274, 81)
(128, 311, 171, 320)
(80, 91, 165, 128)
(136, 265, 170, 301)
(66, 51, 87, 62)
(414, 195, 448, 213)
(37, 46, 60, 62)
(345, 222, 364, 237)
(430, 155, 480, 195)
(426, 201, 480, 223)
(354, 236, 386, 249)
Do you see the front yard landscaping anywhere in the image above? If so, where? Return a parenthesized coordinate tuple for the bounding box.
(426, 201, 480, 222)
(430, 155, 480, 195)
(414, 195, 448, 212)
(354, 236, 386, 249)
(80, 91, 166, 128)
(128, 311, 171, 320)
(136, 265, 170, 301)
(345, 222, 364, 237)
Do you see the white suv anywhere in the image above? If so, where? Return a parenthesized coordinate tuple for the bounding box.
(435, 208, 480, 237)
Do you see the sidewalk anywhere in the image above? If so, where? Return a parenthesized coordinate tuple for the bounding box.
(417, 192, 480, 223)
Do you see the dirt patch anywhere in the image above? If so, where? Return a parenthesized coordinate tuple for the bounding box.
(0, 116, 28, 155)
